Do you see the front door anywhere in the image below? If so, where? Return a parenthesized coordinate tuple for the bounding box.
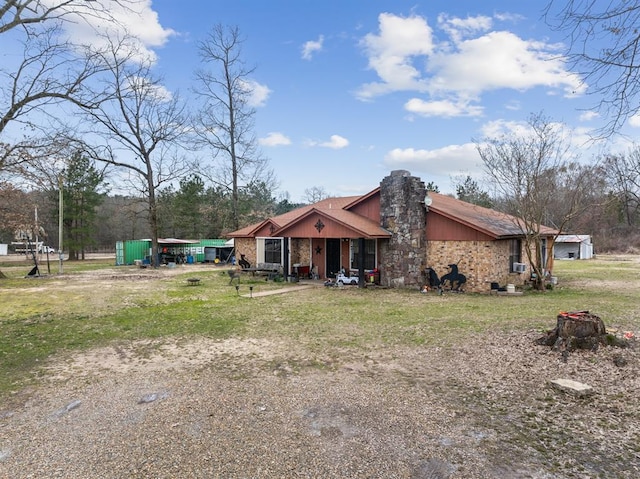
(325, 239, 341, 278)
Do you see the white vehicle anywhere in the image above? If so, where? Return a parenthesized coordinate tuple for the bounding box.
(38, 245, 56, 254)
(336, 273, 359, 285)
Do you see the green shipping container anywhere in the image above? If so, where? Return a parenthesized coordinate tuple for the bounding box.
(116, 239, 229, 265)
(115, 240, 151, 265)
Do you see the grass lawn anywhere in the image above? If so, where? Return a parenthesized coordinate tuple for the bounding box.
(0, 255, 638, 398)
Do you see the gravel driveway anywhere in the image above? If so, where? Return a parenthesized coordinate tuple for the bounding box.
(1, 328, 638, 478)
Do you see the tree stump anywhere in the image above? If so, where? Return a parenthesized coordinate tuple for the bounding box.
(537, 311, 607, 351)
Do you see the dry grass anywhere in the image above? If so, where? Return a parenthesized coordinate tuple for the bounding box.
(0, 255, 639, 478)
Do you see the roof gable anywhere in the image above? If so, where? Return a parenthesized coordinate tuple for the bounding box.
(274, 206, 390, 238)
(227, 184, 558, 240)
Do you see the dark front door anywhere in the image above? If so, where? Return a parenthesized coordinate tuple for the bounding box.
(325, 239, 341, 278)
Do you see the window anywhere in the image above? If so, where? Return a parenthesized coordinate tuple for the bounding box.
(509, 239, 521, 271)
(256, 237, 283, 264)
(350, 239, 376, 270)
(264, 238, 282, 264)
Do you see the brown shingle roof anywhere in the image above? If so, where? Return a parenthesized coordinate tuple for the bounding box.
(275, 205, 391, 238)
(427, 192, 558, 238)
(228, 196, 390, 238)
(227, 189, 558, 239)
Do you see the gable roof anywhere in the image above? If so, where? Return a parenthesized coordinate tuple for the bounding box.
(227, 187, 558, 239)
(228, 195, 391, 239)
(276, 205, 390, 238)
(556, 234, 591, 243)
(426, 192, 557, 238)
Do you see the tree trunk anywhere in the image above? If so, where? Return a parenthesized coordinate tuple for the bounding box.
(537, 311, 607, 350)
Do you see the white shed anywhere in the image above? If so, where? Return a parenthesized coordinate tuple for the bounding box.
(554, 235, 593, 260)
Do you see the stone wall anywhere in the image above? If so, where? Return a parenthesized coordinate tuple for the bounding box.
(379, 170, 427, 288)
(291, 238, 311, 267)
(234, 238, 255, 266)
(426, 240, 528, 292)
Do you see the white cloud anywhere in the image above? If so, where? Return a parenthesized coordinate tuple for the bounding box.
(384, 143, 481, 176)
(308, 135, 349, 149)
(239, 79, 272, 107)
(128, 76, 173, 102)
(404, 97, 483, 118)
(504, 100, 521, 111)
(302, 35, 324, 60)
(579, 111, 599, 121)
(427, 31, 583, 97)
(54, 0, 176, 64)
(259, 132, 291, 146)
(479, 118, 597, 157)
(437, 13, 492, 43)
(322, 134, 349, 149)
(357, 12, 585, 117)
(357, 13, 434, 100)
(479, 119, 531, 138)
(494, 12, 525, 23)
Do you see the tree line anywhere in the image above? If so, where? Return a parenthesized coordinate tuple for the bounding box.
(3, 128, 639, 261)
(2, 1, 640, 276)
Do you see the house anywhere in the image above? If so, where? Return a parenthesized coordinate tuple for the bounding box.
(227, 170, 558, 292)
(554, 234, 594, 260)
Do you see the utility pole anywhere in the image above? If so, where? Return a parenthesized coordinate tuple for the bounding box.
(34, 205, 39, 258)
(58, 173, 64, 274)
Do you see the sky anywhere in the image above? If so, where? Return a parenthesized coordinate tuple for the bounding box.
(13, 0, 638, 202)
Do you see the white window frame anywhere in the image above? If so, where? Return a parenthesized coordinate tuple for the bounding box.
(256, 237, 284, 264)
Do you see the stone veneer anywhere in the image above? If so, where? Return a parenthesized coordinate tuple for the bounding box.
(233, 238, 255, 266)
(290, 238, 311, 268)
(426, 240, 527, 292)
(378, 170, 427, 288)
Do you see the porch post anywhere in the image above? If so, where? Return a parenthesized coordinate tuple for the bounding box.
(358, 237, 366, 288)
(283, 237, 290, 281)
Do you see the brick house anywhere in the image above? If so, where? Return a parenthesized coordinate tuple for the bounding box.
(227, 170, 557, 292)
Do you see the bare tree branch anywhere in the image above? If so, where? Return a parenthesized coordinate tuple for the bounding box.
(546, 1, 640, 137)
(193, 24, 273, 231)
(0, 25, 108, 135)
(76, 36, 189, 267)
(0, 0, 138, 35)
(476, 112, 598, 289)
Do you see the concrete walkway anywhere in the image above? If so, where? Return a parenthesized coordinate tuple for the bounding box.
(239, 282, 320, 298)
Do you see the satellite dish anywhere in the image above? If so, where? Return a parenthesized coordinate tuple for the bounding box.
(424, 194, 433, 207)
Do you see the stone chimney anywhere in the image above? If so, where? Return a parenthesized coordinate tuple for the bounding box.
(378, 170, 427, 288)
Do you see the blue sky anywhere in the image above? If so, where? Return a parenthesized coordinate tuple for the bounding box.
(17, 1, 637, 201)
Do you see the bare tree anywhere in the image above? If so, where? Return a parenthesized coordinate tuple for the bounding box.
(0, 0, 131, 34)
(302, 186, 329, 204)
(0, 1, 142, 169)
(0, 181, 38, 277)
(78, 38, 189, 267)
(193, 24, 273, 231)
(546, 1, 640, 136)
(603, 149, 640, 227)
(476, 113, 597, 290)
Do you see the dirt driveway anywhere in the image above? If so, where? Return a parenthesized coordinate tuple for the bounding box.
(3, 335, 638, 477)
